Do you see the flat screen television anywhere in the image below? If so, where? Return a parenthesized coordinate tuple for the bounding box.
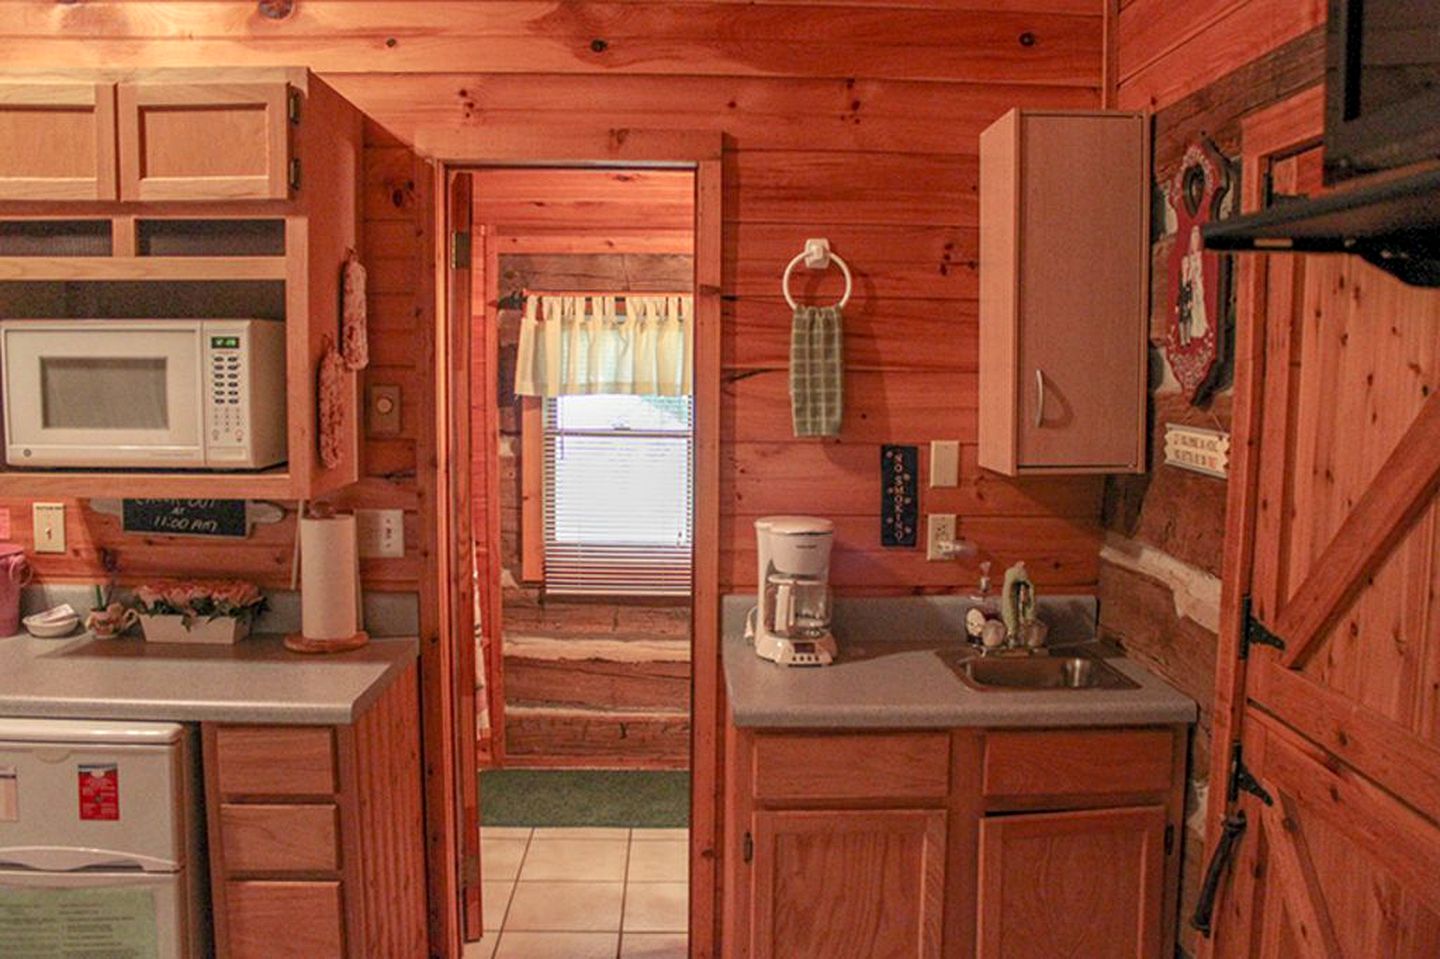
(1325, 0, 1440, 184)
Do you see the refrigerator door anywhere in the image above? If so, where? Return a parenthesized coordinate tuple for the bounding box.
(0, 722, 187, 870)
(0, 868, 186, 959)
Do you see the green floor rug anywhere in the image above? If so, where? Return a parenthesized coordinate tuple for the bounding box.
(480, 769, 690, 828)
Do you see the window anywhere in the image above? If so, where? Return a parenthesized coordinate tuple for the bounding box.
(541, 393, 693, 596)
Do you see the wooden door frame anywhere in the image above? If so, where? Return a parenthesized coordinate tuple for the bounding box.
(426, 125, 725, 957)
(1197, 83, 1324, 959)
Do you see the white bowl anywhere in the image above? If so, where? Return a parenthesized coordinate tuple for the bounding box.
(23, 614, 81, 639)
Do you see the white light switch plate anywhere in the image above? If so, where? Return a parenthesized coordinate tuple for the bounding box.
(32, 503, 66, 554)
(930, 440, 960, 487)
(356, 509, 405, 558)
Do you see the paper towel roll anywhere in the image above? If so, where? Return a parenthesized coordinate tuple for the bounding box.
(300, 513, 362, 640)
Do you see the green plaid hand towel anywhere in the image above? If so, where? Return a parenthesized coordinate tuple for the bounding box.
(790, 305, 844, 437)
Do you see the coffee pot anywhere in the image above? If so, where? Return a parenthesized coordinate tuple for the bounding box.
(746, 516, 837, 666)
(0, 544, 33, 637)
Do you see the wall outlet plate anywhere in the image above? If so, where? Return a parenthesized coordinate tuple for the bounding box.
(356, 509, 405, 558)
(927, 513, 957, 561)
(367, 384, 402, 437)
(32, 503, 66, 554)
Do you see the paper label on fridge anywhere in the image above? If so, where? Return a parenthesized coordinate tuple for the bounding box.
(0, 887, 159, 958)
(78, 763, 120, 821)
(0, 765, 16, 822)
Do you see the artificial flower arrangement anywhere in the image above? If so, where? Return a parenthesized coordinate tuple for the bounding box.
(130, 579, 267, 645)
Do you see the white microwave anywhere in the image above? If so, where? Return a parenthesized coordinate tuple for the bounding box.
(1, 319, 287, 470)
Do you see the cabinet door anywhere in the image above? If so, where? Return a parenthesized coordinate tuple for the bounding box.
(978, 805, 1166, 959)
(117, 82, 292, 201)
(1015, 113, 1146, 471)
(0, 83, 116, 200)
(751, 808, 945, 959)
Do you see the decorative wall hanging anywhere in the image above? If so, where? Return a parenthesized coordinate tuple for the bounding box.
(341, 249, 369, 371)
(318, 338, 346, 470)
(1164, 139, 1233, 404)
(1163, 423, 1231, 479)
(880, 445, 918, 548)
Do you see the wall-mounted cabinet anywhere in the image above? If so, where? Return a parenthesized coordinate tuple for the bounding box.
(978, 110, 1149, 476)
(0, 68, 361, 500)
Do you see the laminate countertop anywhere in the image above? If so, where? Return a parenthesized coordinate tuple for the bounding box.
(723, 595, 1197, 729)
(0, 632, 417, 725)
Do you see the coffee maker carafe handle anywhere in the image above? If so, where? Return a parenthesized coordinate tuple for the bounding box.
(773, 582, 794, 635)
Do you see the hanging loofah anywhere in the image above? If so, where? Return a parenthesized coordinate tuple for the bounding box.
(318, 337, 346, 470)
(341, 249, 369, 371)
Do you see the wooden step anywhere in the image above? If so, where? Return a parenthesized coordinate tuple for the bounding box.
(503, 705, 690, 770)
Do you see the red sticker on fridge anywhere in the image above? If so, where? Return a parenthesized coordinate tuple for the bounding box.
(78, 763, 119, 821)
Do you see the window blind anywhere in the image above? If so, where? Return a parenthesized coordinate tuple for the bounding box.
(542, 394, 694, 596)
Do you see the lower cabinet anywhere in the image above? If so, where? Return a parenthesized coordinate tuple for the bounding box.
(750, 808, 946, 959)
(724, 722, 1186, 959)
(201, 664, 427, 959)
(977, 805, 1168, 959)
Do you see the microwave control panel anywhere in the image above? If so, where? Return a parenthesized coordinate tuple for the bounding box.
(200, 320, 287, 469)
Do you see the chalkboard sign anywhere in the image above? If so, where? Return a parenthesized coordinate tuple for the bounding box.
(122, 500, 249, 538)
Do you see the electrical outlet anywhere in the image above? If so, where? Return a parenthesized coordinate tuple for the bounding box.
(356, 509, 405, 558)
(32, 503, 66, 554)
(930, 440, 960, 487)
(927, 513, 957, 561)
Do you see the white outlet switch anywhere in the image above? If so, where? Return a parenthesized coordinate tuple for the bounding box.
(356, 509, 405, 558)
(930, 440, 960, 487)
(32, 503, 66, 554)
(927, 513, 957, 561)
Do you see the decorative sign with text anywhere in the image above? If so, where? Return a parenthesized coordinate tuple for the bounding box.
(122, 500, 248, 539)
(1164, 423, 1230, 479)
(881, 445, 919, 548)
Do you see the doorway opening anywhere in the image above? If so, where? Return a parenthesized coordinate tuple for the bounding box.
(462, 166, 698, 957)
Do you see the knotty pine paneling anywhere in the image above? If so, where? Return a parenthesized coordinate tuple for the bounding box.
(1114, 0, 1324, 110)
(6, 0, 1110, 595)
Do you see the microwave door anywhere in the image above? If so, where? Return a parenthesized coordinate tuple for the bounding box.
(3, 324, 205, 468)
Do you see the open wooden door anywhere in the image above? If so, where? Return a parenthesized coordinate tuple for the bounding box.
(443, 170, 484, 939)
(1195, 86, 1440, 957)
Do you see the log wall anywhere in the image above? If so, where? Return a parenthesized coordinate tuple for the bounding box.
(1099, 6, 1326, 955)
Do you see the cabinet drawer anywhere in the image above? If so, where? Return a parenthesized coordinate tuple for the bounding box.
(220, 803, 340, 874)
(752, 732, 950, 802)
(214, 726, 336, 798)
(226, 881, 343, 959)
(982, 728, 1172, 803)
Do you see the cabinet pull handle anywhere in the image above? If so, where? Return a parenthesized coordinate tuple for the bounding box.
(1034, 368, 1046, 428)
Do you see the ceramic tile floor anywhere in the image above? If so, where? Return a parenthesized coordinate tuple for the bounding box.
(464, 827, 690, 959)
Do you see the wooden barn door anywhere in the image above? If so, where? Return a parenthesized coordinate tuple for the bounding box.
(1198, 87, 1440, 958)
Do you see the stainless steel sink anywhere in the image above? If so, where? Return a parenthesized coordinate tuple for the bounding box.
(942, 652, 1139, 692)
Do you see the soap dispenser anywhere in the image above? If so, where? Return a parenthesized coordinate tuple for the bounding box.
(964, 561, 997, 643)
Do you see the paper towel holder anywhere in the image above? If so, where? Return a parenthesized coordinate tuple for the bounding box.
(285, 504, 370, 655)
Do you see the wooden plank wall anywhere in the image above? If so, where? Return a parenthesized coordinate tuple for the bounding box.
(0, 0, 1110, 600)
(1098, 5, 1326, 956)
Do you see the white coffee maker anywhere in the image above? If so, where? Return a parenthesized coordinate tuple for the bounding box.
(745, 516, 837, 666)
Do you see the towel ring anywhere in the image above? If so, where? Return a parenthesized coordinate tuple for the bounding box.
(782, 238, 853, 310)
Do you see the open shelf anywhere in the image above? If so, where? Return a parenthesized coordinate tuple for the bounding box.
(0, 466, 301, 499)
(0, 255, 287, 281)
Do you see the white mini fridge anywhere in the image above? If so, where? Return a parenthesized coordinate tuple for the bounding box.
(0, 718, 209, 958)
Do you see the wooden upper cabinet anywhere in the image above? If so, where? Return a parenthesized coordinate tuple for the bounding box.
(978, 805, 1166, 959)
(979, 110, 1149, 475)
(118, 82, 293, 201)
(0, 83, 117, 201)
(750, 808, 945, 959)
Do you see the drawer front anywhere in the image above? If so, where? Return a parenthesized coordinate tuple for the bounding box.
(752, 732, 950, 802)
(220, 804, 340, 874)
(214, 727, 336, 798)
(982, 728, 1173, 802)
(226, 881, 343, 959)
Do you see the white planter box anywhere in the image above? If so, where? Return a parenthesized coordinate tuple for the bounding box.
(140, 614, 250, 646)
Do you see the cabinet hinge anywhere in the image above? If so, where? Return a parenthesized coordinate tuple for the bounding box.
(1227, 742, 1274, 806)
(743, 831, 754, 865)
(1164, 823, 1175, 855)
(288, 157, 302, 192)
(287, 87, 302, 125)
(451, 231, 472, 270)
(1240, 595, 1286, 660)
